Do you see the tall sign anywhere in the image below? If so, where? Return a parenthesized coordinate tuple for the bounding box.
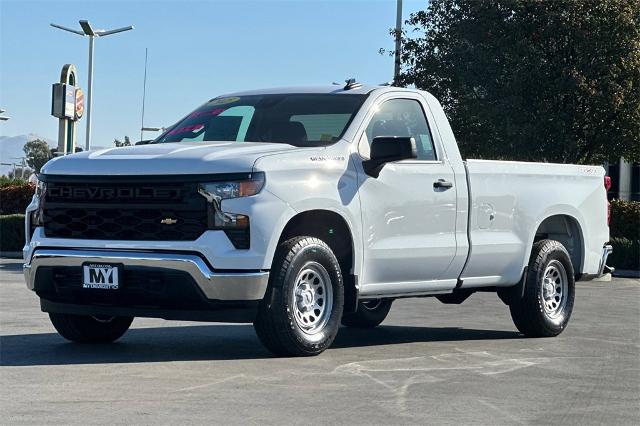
(51, 64, 84, 155)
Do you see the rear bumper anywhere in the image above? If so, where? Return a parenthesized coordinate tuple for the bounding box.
(598, 244, 613, 276)
(24, 248, 269, 305)
(575, 244, 613, 282)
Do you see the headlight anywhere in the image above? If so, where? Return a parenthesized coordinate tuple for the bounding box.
(34, 176, 46, 197)
(197, 173, 264, 250)
(29, 176, 46, 238)
(198, 173, 265, 203)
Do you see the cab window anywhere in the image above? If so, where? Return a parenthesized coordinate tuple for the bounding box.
(359, 98, 436, 161)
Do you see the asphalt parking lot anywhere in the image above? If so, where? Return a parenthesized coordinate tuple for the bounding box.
(1, 258, 638, 425)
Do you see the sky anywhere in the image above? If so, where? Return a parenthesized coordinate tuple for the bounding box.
(0, 0, 427, 149)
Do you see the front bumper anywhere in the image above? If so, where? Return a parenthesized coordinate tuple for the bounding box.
(24, 248, 269, 301)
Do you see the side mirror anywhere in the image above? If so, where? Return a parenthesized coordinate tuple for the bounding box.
(362, 136, 417, 177)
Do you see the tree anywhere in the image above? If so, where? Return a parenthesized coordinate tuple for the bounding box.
(396, 0, 640, 164)
(23, 138, 52, 173)
(114, 136, 132, 147)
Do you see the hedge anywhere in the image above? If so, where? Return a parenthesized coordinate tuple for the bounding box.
(608, 237, 640, 271)
(0, 177, 28, 188)
(610, 199, 640, 240)
(0, 214, 25, 252)
(607, 200, 640, 271)
(0, 183, 34, 215)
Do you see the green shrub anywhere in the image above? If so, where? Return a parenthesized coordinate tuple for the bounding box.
(608, 237, 640, 271)
(0, 183, 34, 215)
(0, 177, 28, 188)
(0, 214, 25, 252)
(610, 200, 640, 240)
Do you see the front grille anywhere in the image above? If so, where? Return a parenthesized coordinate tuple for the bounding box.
(43, 179, 208, 241)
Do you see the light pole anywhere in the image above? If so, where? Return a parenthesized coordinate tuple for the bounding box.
(51, 20, 134, 150)
(394, 0, 403, 84)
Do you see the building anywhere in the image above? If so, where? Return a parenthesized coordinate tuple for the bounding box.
(606, 158, 640, 201)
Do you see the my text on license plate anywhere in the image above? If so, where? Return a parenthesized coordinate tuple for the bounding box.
(82, 263, 119, 289)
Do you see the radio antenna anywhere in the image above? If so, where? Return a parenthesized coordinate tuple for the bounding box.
(140, 47, 148, 143)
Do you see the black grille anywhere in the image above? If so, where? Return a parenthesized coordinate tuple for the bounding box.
(224, 228, 250, 250)
(43, 180, 208, 241)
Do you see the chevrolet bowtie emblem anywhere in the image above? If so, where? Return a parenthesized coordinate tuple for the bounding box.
(160, 218, 178, 225)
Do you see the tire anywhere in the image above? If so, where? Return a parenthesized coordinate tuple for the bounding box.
(49, 313, 133, 343)
(254, 237, 344, 356)
(509, 239, 575, 337)
(341, 299, 392, 328)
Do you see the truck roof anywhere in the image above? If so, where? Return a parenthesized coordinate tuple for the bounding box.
(220, 84, 417, 97)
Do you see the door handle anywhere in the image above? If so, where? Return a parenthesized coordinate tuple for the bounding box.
(433, 179, 453, 189)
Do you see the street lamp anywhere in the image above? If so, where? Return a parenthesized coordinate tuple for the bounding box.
(0, 108, 9, 121)
(394, 0, 403, 84)
(50, 20, 134, 150)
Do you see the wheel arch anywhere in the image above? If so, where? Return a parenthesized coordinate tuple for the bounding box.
(275, 209, 359, 312)
(526, 211, 586, 276)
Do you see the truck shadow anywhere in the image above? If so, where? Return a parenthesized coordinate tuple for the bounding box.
(0, 324, 520, 366)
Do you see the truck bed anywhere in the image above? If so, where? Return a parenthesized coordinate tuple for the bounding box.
(460, 159, 609, 287)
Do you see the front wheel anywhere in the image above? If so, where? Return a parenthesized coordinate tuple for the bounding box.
(509, 239, 575, 337)
(49, 313, 133, 343)
(341, 299, 392, 328)
(254, 237, 344, 356)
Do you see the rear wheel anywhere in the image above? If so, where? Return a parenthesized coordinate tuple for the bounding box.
(49, 313, 133, 343)
(509, 239, 575, 337)
(341, 299, 392, 328)
(254, 237, 344, 356)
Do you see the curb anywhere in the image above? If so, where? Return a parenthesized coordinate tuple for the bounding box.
(0, 252, 22, 259)
(592, 273, 611, 282)
(612, 269, 640, 279)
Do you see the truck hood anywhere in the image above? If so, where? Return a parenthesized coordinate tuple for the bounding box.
(41, 141, 298, 176)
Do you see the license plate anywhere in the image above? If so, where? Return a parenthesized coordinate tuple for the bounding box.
(82, 263, 120, 289)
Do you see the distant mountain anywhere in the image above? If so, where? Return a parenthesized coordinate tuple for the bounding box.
(0, 134, 56, 176)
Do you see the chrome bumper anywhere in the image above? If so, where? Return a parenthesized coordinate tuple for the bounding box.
(598, 244, 613, 276)
(24, 249, 269, 301)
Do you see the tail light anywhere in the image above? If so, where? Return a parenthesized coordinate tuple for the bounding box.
(604, 176, 612, 225)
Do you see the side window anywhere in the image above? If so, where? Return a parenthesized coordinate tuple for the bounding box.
(361, 98, 436, 161)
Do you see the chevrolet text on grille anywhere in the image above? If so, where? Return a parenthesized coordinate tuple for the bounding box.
(48, 187, 184, 200)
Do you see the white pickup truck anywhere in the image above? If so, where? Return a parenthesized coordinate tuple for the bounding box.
(24, 82, 612, 356)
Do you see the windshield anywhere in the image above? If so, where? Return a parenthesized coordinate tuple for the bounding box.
(156, 94, 367, 146)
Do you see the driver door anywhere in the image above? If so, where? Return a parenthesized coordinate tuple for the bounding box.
(356, 95, 459, 296)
